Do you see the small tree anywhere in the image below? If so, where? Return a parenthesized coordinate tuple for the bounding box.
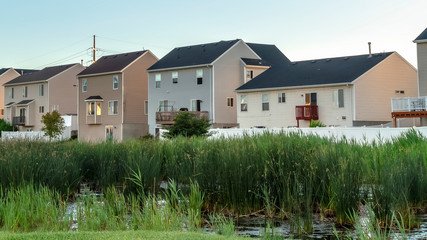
(41, 110, 65, 140)
(164, 111, 211, 138)
(0, 119, 15, 137)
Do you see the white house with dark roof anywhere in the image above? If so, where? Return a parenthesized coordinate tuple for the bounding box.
(236, 51, 418, 128)
(147, 39, 288, 135)
(77, 50, 157, 142)
(3, 64, 84, 131)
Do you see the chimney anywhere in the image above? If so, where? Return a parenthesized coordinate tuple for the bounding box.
(81, 59, 84, 65)
(368, 42, 372, 56)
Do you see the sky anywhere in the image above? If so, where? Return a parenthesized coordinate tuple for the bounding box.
(1, 0, 426, 70)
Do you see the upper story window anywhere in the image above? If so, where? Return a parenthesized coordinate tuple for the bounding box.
(240, 95, 248, 112)
(172, 72, 178, 84)
(113, 75, 119, 90)
(87, 102, 102, 116)
(39, 106, 44, 113)
(246, 70, 253, 81)
(278, 93, 286, 103)
(144, 100, 148, 115)
(39, 84, 44, 96)
(196, 69, 203, 85)
(305, 92, 317, 105)
(155, 73, 161, 88)
(227, 97, 234, 107)
(82, 79, 87, 92)
(333, 89, 344, 108)
(262, 94, 269, 111)
(10, 88, 14, 99)
(108, 100, 118, 115)
(23, 86, 28, 98)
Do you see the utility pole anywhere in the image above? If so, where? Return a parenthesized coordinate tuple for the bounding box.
(93, 35, 96, 63)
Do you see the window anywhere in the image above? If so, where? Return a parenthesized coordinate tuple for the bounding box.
(106, 125, 113, 140)
(159, 100, 168, 112)
(144, 100, 148, 115)
(196, 69, 203, 85)
(191, 99, 202, 111)
(23, 86, 28, 98)
(10, 88, 14, 99)
(155, 74, 161, 88)
(39, 84, 44, 96)
(227, 97, 234, 107)
(262, 94, 269, 111)
(246, 70, 253, 81)
(333, 89, 344, 108)
(278, 93, 286, 103)
(52, 105, 59, 111)
(108, 101, 118, 115)
(240, 95, 248, 112)
(113, 75, 119, 90)
(87, 102, 102, 116)
(172, 72, 178, 84)
(82, 79, 87, 92)
(39, 106, 44, 113)
(305, 93, 317, 105)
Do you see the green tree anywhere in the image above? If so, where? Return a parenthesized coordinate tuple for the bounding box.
(41, 110, 65, 140)
(164, 111, 211, 138)
(0, 119, 15, 136)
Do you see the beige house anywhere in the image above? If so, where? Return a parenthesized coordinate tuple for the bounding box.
(3, 63, 84, 131)
(236, 52, 417, 128)
(0, 68, 37, 119)
(77, 50, 157, 142)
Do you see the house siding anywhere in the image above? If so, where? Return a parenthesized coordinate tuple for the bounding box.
(237, 86, 353, 128)
(0, 69, 20, 119)
(417, 42, 427, 96)
(353, 52, 418, 122)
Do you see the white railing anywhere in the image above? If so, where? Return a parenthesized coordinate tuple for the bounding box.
(391, 96, 427, 112)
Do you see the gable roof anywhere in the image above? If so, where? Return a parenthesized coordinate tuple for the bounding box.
(4, 64, 77, 86)
(414, 28, 427, 43)
(246, 43, 291, 66)
(147, 39, 240, 71)
(0, 68, 37, 76)
(78, 51, 148, 77)
(236, 52, 393, 91)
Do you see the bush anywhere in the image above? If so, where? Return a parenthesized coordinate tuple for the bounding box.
(0, 119, 15, 136)
(41, 110, 65, 140)
(163, 112, 211, 138)
(309, 120, 326, 127)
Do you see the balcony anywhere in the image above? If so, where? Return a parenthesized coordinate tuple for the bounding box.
(86, 115, 102, 125)
(391, 96, 427, 127)
(156, 111, 209, 125)
(295, 105, 319, 127)
(12, 116, 25, 126)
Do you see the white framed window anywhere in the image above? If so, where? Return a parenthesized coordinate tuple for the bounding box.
(87, 102, 102, 116)
(144, 100, 148, 115)
(240, 95, 248, 112)
(227, 97, 234, 107)
(196, 69, 203, 85)
(191, 99, 202, 111)
(105, 125, 113, 140)
(10, 88, 14, 98)
(39, 106, 44, 113)
(333, 89, 344, 108)
(262, 94, 269, 111)
(305, 92, 317, 105)
(159, 100, 168, 112)
(246, 70, 253, 81)
(39, 84, 44, 96)
(155, 73, 161, 88)
(52, 105, 59, 111)
(108, 100, 118, 115)
(23, 86, 28, 98)
(113, 75, 119, 90)
(278, 93, 286, 103)
(82, 79, 87, 92)
(172, 72, 178, 84)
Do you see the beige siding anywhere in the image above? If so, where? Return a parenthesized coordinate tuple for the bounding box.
(123, 51, 157, 125)
(49, 64, 85, 115)
(417, 42, 427, 96)
(244, 66, 269, 83)
(213, 41, 259, 127)
(0, 69, 20, 118)
(237, 86, 353, 128)
(353, 52, 418, 122)
(78, 74, 123, 142)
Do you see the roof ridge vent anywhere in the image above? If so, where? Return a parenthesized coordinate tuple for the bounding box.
(326, 59, 331, 62)
(311, 60, 316, 63)
(344, 57, 349, 60)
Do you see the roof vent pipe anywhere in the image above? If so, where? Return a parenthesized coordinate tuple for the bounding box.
(368, 42, 372, 57)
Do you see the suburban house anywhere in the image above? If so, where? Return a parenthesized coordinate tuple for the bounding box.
(236, 51, 418, 128)
(0, 68, 37, 119)
(147, 39, 288, 135)
(77, 50, 158, 142)
(3, 63, 85, 131)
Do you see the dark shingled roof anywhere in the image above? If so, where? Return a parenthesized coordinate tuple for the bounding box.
(148, 40, 240, 71)
(246, 43, 291, 65)
(4, 64, 77, 86)
(0, 68, 37, 76)
(16, 99, 34, 105)
(236, 52, 393, 91)
(241, 58, 271, 67)
(78, 51, 147, 76)
(85, 95, 103, 101)
(5, 102, 14, 107)
(414, 28, 427, 42)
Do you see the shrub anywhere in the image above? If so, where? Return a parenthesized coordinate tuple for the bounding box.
(309, 120, 326, 127)
(41, 110, 65, 140)
(163, 111, 211, 138)
(0, 119, 15, 136)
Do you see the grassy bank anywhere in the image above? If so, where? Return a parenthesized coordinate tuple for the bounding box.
(0, 129, 425, 233)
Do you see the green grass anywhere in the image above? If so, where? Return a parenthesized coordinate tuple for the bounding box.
(0, 230, 245, 240)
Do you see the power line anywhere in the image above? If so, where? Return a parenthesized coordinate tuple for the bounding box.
(36, 49, 90, 69)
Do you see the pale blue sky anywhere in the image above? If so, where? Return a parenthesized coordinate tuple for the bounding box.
(1, 0, 426, 69)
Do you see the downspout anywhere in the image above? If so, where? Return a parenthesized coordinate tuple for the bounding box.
(121, 73, 124, 141)
(211, 65, 215, 125)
